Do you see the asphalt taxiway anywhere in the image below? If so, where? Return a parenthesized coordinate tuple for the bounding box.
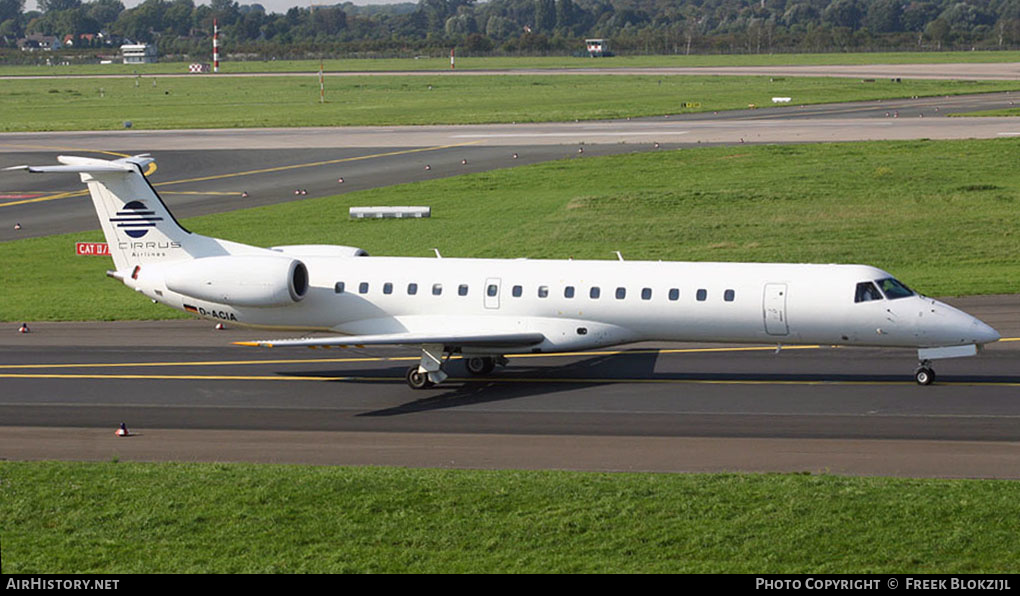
(2, 91, 1018, 242)
(1, 296, 1018, 477)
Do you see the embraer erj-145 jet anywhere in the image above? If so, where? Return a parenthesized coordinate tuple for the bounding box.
(11, 155, 1000, 389)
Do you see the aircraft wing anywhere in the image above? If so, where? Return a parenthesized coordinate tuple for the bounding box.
(234, 331, 545, 349)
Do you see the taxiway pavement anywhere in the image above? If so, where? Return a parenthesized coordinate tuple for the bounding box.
(1, 296, 1018, 477)
(2, 92, 1018, 242)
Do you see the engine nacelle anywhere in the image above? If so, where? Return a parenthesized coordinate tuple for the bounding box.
(270, 244, 368, 257)
(163, 255, 308, 307)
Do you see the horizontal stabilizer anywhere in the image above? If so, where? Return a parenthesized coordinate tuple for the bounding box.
(4, 154, 153, 175)
(235, 331, 546, 349)
(6, 163, 133, 174)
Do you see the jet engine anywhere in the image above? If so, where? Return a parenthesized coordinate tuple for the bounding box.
(163, 255, 309, 307)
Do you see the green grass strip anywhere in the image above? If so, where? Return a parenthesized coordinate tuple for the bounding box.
(1, 461, 1017, 573)
(2, 139, 1018, 322)
(4, 51, 1020, 77)
(1, 74, 1017, 131)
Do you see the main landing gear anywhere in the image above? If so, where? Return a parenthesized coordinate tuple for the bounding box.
(405, 346, 507, 389)
(914, 360, 936, 386)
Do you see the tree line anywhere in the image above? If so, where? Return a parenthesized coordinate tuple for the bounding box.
(2, 0, 1019, 60)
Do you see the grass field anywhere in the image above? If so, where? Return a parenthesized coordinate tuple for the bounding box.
(2, 139, 1018, 322)
(4, 50, 1020, 76)
(1, 461, 1017, 573)
(1, 74, 1017, 131)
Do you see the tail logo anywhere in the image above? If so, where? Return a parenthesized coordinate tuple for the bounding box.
(110, 200, 163, 239)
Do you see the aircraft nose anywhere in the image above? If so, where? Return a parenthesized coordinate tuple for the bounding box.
(972, 318, 1000, 345)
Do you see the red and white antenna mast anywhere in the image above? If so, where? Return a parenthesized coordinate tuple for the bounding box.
(213, 19, 220, 73)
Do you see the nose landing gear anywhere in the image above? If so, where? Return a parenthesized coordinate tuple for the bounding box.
(914, 360, 936, 385)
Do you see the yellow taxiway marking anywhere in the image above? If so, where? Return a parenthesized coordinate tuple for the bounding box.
(0, 146, 156, 207)
(150, 141, 482, 188)
(0, 142, 478, 209)
(0, 345, 821, 371)
(1, 372, 1018, 387)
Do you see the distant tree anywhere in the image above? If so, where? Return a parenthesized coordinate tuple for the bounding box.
(87, 0, 123, 28)
(925, 16, 950, 48)
(939, 2, 996, 35)
(554, 0, 575, 31)
(485, 14, 516, 39)
(444, 11, 473, 35)
(822, 0, 865, 30)
(534, 0, 555, 32)
(865, 0, 902, 33)
(38, 0, 79, 13)
(0, 16, 22, 39)
(901, 1, 939, 32)
(781, 2, 819, 28)
(163, 0, 193, 36)
(0, 0, 23, 23)
(463, 31, 491, 51)
(210, 0, 239, 26)
(311, 5, 345, 36)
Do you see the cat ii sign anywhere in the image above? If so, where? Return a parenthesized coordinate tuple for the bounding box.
(76, 242, 110, 256)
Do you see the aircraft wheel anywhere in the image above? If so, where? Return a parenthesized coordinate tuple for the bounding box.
(914, 366, 935, 386)
(406, 367, 434, 390)
(465, 356, 496, 375)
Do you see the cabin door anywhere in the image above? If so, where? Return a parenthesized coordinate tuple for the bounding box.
(763, 283, 789, 336)
(484, 278, 501, 310)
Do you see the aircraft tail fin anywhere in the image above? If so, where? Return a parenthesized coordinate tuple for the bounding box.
(8, 155, 258, 271)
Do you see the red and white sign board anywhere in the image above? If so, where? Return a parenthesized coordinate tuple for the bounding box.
(76, 242, 110, 256)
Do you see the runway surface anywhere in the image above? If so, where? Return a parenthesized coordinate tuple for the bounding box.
(1, 295, 1018, 477)
(1, 91, 1018, 242)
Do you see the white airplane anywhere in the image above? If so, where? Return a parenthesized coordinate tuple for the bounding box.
(10, 154, 1000, 389)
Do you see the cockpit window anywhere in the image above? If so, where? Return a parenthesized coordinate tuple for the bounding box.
(876, 278, 914, 300)
(854, 281, 883, 303)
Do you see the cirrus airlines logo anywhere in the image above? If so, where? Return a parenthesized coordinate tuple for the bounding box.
(110, 200, 163, 239)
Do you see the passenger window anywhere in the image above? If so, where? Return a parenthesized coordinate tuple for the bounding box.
(564, 286, 575, 299)
(383, 282, 393, 295)
(334, 282, 345, 294)
(458, 284, 468, 296)
(538, 286, 548, 298)
(407, 283, 418, 295)
(359, 282, 369, 294)
(615, 287, 626, 300)
(855, 282, 883, 303)
(512, 285, 523, 297)
(432, 283, 442, 296)
(668, 288, 679, 301)
(641, 288, 652, 300)
(590, 287, 601, 299)
(487, 284, 498, 297)
(724, 289, 735, 302)
(696, 289, 707, 301)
